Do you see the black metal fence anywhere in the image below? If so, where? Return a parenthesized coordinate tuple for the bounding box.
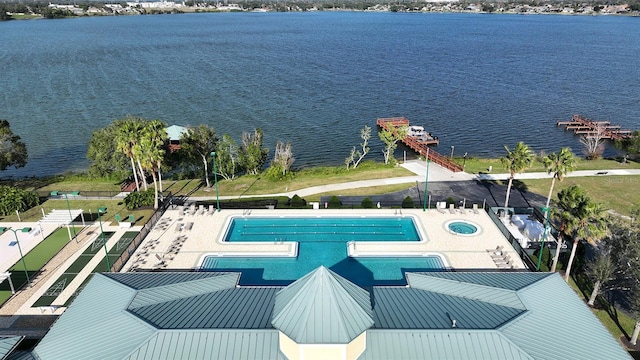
(109, 196, 173, 272)
(485, 205, 538, 271)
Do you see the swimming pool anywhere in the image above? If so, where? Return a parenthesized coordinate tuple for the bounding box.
(223, 216, 422, 242)
(446, 220, 481, 236)
(201, 216, 445, 286)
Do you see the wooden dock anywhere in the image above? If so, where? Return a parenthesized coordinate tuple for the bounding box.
(376, 117, 464, 172)
(557, 114, 632, 141)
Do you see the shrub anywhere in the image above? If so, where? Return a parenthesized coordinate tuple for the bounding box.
(445, 197, 456, 206)
(402, 196, 415, 209)
(123, 189, 154, 210)
(361, 197, 374, 208)
(289, 194, 307, 208)
(0, 186, 38, 216)
(328, 196, 342, 209)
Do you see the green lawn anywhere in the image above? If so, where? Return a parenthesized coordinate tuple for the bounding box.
(521, 176, 640, 216)
(0, 199, 155, 224)
(462, 157, 640, 175)
(163, 162, 414, 197)
(0, 227, 76, 306)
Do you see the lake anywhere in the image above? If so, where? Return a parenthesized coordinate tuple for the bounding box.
(1, 12, 638, 177)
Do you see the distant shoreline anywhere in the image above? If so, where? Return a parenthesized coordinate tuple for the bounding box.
(3, 3, 640, 21)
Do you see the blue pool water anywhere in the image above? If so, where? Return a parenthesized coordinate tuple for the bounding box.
(225, 217, 421, 242)
(448, 221, 479, 235)
(201, 217, 445, 286)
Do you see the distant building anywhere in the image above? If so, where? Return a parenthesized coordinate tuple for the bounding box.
(29, 268, 630, 359)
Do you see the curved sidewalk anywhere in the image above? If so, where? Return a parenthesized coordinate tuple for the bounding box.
(192, 160, 640, 200)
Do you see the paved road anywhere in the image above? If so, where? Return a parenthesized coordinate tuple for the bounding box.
(191, 160, 639, 209)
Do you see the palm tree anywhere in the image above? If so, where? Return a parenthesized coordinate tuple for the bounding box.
(500, 142, 534, 207)
(116, 117, 144, 191)
(138, 136, 165, 209)
(550, 185, 608, 281)
(542, 147, 577, 208)
(143, 120, 167, 193)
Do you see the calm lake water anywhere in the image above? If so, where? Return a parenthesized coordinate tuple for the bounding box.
(1, 12, 639, 177)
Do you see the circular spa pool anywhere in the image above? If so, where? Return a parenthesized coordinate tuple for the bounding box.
(447, 220, 480, 236)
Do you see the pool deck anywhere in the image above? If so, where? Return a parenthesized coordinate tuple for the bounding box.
(122, 208, 525, 272)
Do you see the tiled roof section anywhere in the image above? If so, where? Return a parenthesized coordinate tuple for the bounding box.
(359, 330, 534, 360)
(130, 287, 283, 329)
(272, 266, 374, 344)
(418, 272, 551, 291)
(0, 336, 23, 360)
(128, 273, 239, 308)
(372, 287, 524, 329)
(126, 330, 285, 360)
(406, 273, 525, 309)
(501, 273, 632, 360)
(105, 271, 232, 290)
(33, 275, 157, 360)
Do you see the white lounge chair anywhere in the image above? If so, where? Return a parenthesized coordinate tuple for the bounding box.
(473, 203, 480, 214)
(448, 204, 456, 214)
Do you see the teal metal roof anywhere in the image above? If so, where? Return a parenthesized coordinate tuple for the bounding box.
(0, 336, 22, 360)
(419, 272, 550, 291)
(406, 273, 525, 309)
(500, 273, 632, 360)
(128, 273, 239, 308)
(33, 275, 157, 360)
(372, 287, 524, 329)
(106, 272, 227, 290)
(359, 330, 534, 360)
(165, 125, 187, 141)
(272, 266, 373, 344)
(125, 330, 285, 360)
(32, 270, 631, 360)
(131, 287, 282, 329)
(5, 351, 36, 360)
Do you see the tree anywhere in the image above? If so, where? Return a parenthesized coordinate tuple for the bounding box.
(580, 124, 606, 160)
(216, 134, 239, 181)
(239, 128, 268, 175)
(137, 135, 165, 209)
(86, 121, 129, 179)
(550, 185, 608, 281)
(115, 116, 145, 192)
(379, 126, 407, 165)
(179, 125, 218, 188)
(0, 120, 27, 171)
(345, 125, 371, 169)
(270, 140, 295, 176)
(143, 119, 168, 194)
(500, 142, 534, 207)
(617, 130, 640, 159)
(0, 186, 38, 216)
(585, 247, 616, 306)
(542, 147, 577, 208)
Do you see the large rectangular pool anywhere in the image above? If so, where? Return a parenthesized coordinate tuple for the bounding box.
(201, 216, 444, 286)
(224, 216, 421, 242)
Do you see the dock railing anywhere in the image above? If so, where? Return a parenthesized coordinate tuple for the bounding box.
(376, 117, 464, 172)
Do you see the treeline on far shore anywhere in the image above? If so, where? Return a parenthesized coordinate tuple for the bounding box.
(2, 0, 640, 20)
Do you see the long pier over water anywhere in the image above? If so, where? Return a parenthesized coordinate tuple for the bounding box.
(557, 114, 632, 141)
(376, 117, 464, 172)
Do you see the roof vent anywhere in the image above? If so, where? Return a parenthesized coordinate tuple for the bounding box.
(451, 319, 457, 328)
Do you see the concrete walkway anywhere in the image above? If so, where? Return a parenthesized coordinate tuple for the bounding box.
(191, 160, 640, 201)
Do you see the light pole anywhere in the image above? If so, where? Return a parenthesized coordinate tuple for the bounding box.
(463, 152, 468, 168)
(423, 148, 431, 211)
(210, 151, 220, 212)
(97, 207, 111, 272)
(450, 145, 455, 160)
(8, 227, 32, 288)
